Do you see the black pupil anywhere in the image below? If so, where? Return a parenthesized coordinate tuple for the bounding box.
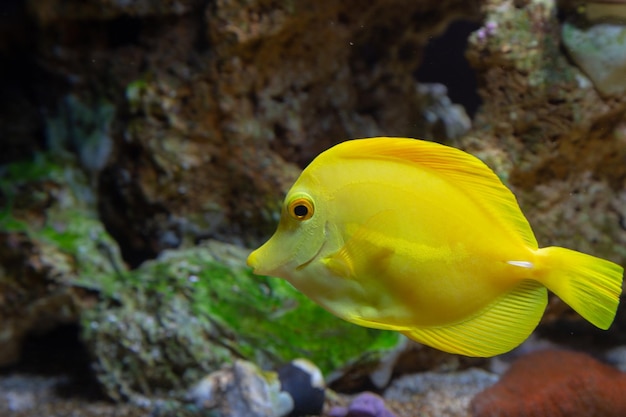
(294, 204, 308, 218)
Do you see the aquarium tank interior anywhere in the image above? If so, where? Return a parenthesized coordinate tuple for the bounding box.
(0, 0, 625, 416)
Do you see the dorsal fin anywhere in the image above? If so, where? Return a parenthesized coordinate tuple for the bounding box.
(330, 137, 538, 249)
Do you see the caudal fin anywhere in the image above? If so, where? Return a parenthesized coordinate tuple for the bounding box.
(537, 246, 623, 329)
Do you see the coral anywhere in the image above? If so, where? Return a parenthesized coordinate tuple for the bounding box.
(470, 350, 626, 417)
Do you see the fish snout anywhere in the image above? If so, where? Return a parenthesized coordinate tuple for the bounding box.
(246, 249, 260, 271)
(247, 247, 274, 276)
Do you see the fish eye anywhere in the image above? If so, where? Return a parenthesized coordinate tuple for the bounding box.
(288, 195, 314, 221)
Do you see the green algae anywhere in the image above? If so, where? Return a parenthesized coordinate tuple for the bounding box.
(0, 151, 124, 288)
(84, 241, 400, 402)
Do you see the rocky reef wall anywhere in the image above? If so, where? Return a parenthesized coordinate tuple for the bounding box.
(1, 0, 625, 414)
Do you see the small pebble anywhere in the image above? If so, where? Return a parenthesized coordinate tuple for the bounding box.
(329, 392, 396, 417)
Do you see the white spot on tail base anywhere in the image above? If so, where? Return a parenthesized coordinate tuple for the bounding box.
(507, 260, 534, 268)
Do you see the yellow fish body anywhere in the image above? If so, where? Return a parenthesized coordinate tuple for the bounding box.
(247, 137, 624, 357)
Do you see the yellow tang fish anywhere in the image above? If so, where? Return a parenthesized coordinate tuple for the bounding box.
(247, 137, 624, 357)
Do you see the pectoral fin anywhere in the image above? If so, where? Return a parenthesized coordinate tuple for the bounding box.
(322, 213, 395, 279)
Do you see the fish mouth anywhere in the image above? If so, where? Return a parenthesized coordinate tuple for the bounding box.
(246, 250, 260, 270)
(247, 239, 323, 276)
(247, 222, 328, 276)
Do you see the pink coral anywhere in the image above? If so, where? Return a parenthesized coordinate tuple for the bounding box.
(471, 350, 626, 417)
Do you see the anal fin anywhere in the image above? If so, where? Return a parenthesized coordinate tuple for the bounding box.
(402, 280, 547, 357)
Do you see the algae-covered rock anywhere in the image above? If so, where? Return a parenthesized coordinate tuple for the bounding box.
(82, 240, 400, 403)
(0, 151, 124, 366)
(0, 148, 401, 408)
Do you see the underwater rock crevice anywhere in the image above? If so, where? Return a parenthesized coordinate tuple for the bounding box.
(415, 19, 483, 118)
